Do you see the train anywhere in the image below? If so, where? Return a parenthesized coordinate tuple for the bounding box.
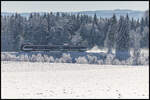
(20, 44, 88, 52)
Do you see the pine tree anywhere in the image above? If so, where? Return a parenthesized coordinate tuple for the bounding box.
(105, 14, 117, 54)
(130, 18, 136, 31)
(94, 13, 98, 25)
(115, 15, 130, 60)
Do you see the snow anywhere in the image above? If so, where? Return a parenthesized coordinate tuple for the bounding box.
(2, 61, 149, 99)
(86, 46, 108, 53)
(86, 47, 149, 57)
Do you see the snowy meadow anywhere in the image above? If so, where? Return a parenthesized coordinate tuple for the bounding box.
(2, 61, 149, 99)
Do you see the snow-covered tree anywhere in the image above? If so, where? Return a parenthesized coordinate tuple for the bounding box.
(104, 14, 117, 54)
(60, 53, 72, 63)
(75, 56, 88, 64)
(87, 55, 97, 64)
(115, 15, 131, 60)
(105, 54, 115, 65)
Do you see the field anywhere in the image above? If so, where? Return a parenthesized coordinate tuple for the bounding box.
(2, 61, 149, 99)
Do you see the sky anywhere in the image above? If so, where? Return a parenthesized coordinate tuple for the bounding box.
(1, 1, 149, 13)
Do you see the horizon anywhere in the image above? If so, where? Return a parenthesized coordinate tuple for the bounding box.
(2, 1, 149, 13)
(1, 9, 146, 14)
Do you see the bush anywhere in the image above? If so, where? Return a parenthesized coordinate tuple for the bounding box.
(19, 54, 29, 61)
(43, 55, 55, 63)
(55, 58, 61, 63)
(120, 60, 126, 65)
(105, 54, 115, 65)
(1, 53, 6, 61)
(112, 59, 121, 65)
(1, 52, 149, 65)
(75, 56, 88, 64)
(1, 53, 18, 61)
(59, 53, 72, 63)
(87, 55, 98, 64)
(30, 55, 37, 62)
(30, 54, 44, 62)
(97, 59, 104, 65)
(36, 54, 45, 62)
(138, 54, 149, 65)
(125, 57, 134, 65)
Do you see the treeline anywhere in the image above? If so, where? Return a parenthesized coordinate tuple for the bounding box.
(1, 11, 149, 54)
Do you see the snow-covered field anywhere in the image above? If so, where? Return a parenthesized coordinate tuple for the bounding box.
(2, 61, 149, 99)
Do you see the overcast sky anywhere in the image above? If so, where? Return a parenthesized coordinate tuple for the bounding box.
(2, 1, 149, 13)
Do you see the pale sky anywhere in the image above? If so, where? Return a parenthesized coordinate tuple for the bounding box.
(1, 1, 149, 13)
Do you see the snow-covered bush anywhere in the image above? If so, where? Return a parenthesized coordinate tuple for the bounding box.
(1, 51, 148, 65)
(132, 49, 141, 65)
(49, 56, 55, 63)
(55, 58, 61, 63)
(105, 54, 115, 65)
(75, 56, 88, 64)
(30, 55, 37, 62)
(1, 53, 18, 61)
(43, 55, 55, 63)
(97, 59, 104, 65)
(87, 55, 98, 64)
(18, 54, 29, 61)
(125, 57, 134, 65)
(1, 53, 6, 61)
(36, 54, 45, 62)
(43, 55, 49, 62)
(112, 59, 121, 65)
(1, 53, 9, 61)
(120, 60, 126, 65)
(59, 53, 72, 63)
(138, 54, 149, 65)
(30, 54, 44, 62)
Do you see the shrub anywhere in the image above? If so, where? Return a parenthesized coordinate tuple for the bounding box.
(75, 56, 88, 64)
(36, 54, 44, 62)
(49, 56, 55, 63)
(55, 58, 61, 63)
(139, 54, 149, 65)
(105, 54, 115, 65)
(87, 55, 98, 64)
(112, 59, 121, 65)
(59, 53, 72, 63)
(30, 55, 37, 62)
(43, 55, 55, 63)
(97, 59, 104, 65)
(1, 53, 6, 61)
(19, 54, 29, 61)
(125, 57, 134, 65)
(1, 53, 18, 61)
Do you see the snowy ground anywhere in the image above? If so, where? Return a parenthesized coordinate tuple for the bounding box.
(2, 61, 149, 99)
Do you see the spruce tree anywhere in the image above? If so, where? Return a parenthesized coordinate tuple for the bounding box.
(115, 15, 130, 60)
(105, 14, 117, 54)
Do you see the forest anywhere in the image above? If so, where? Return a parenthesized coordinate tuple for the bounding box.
(1, 10, 149, 60)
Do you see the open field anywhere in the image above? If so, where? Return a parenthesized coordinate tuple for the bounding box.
(1, 61, 149, 99)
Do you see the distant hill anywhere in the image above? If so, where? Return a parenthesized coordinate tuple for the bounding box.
(2, 9, 144, 20)
(72, 9, 144, 19)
